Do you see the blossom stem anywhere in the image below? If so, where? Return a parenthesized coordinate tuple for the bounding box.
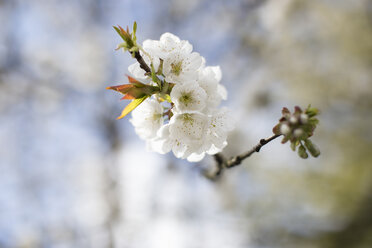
(130, 51, 151, 74)
(206, 134, 282, 180)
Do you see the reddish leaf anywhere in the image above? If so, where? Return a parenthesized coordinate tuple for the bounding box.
(118, 26, 126, 35)
(282, 107, 290, 115)
(106, 84, 133, 94)
(127, 75, 139, 83)
(273, 124, 281, 135)
(126, 88, 147, 99)
(294, 106, 302, 114)
(121, 94, 135, 100)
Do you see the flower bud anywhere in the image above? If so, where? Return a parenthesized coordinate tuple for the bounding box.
(273, 105, 320, 159)
(304, 139, 320, 157)
(280, 124, 291, 135)
(298, 145, 309, 159)
(293, 128, 304, 138)
(289, 115, 298, 124)
(300, 113, 308, 124)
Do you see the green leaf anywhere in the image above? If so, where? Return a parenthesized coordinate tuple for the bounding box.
(305, 106, 319, 118)
(113, 26, 125, 41)
(157, 59, 164, 75)
(133, 22, 137, 36)
(304, 139, 320, 157)
(308, 118, 319, 126)
(150, 63, 161, 87)
(117, 96, 148, 120)
(158, 93, 172, 103)
(113, 26, 134, 48)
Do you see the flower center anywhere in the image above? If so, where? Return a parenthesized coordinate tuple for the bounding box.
(179, 92, 193, 106)
(152, 113, 162, 120)
(182, 113, 194, 124)
(171, 61, 183, 76)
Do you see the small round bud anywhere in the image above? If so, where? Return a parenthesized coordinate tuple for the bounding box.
(289, 115, 298, 124)
(300, 113, 308, 124)
(293, 128, 304, 138)
(280, 124, 291, 135)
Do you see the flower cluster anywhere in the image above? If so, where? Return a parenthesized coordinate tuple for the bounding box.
(109, 25, 234, 162)
(273, 106, 320, 158)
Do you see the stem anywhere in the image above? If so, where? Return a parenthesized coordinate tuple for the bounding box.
(130, 51, 151, 74)
(206, 134, 281, 180)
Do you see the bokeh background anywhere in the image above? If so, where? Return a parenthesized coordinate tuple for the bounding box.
(1, 0, 372, 247)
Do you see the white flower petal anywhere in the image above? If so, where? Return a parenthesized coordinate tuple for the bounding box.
(163, 51, 203, 83)
(130, 98, 164, 140)
(187, 152, 206, 162)
(171, 81, 207, 113)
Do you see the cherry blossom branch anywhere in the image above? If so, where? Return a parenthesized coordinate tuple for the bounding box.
(109, 23, 321, 170)
(205, 134, 282, 180)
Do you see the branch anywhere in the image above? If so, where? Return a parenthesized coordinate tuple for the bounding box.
(131, 51, 151, 74)
(205, 134, 282, 180)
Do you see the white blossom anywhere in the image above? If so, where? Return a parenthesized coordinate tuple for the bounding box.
(198, 66, 227, 109)
(127, 32, 234, 162)
(130, 98, 164, 140)
(163, 50, 203, 83)
(148, 109, 234, 162)
(170, 81, 207, 113)
(204, 108, 234, 153)
(143, 33, 192, 59)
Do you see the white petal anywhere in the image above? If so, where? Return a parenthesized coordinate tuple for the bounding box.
(217, 84, 228, 100)
(160, 32, 181, 43)
(187, 152, 206, 162)
(170, 81, 207, 113)
(130, 98, 164, 140)
(163, 51, 202, 83)
(210, 66, 222, 82)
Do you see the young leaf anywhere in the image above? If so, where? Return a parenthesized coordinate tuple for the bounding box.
(133, 22, 137, 37)
(121, 94, 136, 100)
(113, 26, 126, 41)
(282, 107, 290, 115)
(117, 96, 148, 120)
(305, 105, 319, 118)
(106, 84, 134, 94)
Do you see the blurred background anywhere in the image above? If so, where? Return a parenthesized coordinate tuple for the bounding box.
(1, 0, 372, 247)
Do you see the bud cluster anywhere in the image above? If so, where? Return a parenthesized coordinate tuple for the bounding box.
(273, 106, 320, 158)
(108, 23, 234, 162)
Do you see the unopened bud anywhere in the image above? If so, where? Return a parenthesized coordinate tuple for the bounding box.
(293, 128, 304, 138)
(304, 139, 320, 157)
(289, 115, 298, 124)
(280, 124, 291, 135)
(298, 145, 309, 159)
(300, 113, 308, 124)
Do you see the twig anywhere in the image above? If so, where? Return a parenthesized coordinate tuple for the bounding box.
(206, 134, 282, 180)
(131, 51, 151, 74)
